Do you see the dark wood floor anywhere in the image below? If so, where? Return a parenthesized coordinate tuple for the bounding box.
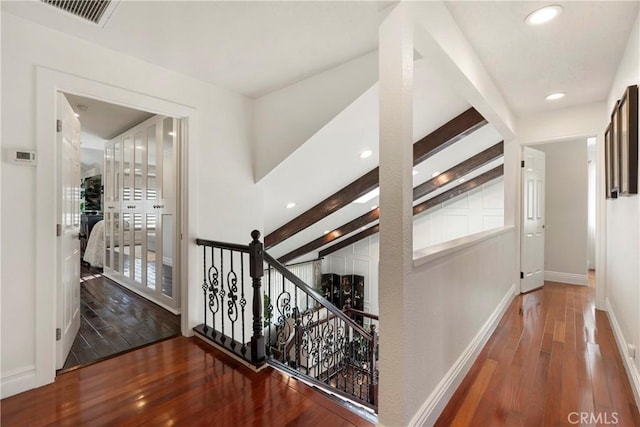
(112, 251, 174, 297)
(62, 265, 181, 371)
(436, 282, 640, 426)
(2, 337, 373, 427)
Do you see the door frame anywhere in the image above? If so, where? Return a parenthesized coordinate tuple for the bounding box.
(517, 135, 606, 308)
(35, 67, 196, 387)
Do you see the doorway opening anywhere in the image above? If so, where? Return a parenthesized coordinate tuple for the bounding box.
(521, 138, 594, 294)
(57, 92, 182, 372)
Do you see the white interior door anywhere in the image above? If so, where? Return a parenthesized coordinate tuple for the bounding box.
(56, 93, 81, 369)
(521, 146, 546, 293)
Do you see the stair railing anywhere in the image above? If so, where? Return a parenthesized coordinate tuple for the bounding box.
(195, 230, 378, 410)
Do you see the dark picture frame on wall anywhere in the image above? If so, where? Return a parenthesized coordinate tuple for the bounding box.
(618, 84, 638, 196)
(605, 124, 617, 199)
(611, 99, 621, 195)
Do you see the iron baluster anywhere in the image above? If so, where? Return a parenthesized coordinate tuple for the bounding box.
(227, 251, 239, 349)
(240, 254, 247, 357)
(202, 246, 207, 332)
(220, 249, 225, 343)
(208, 246, 219, 338)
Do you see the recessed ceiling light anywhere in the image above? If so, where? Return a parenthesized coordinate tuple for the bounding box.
(360, 150, 372, 159)
(525, 5, 562, 26)
(432, 171, 440, 178)
(286, 202, 296, 209)
(545, 92, 566, 101)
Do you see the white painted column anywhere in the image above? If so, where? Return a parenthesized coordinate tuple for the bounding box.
(378, 4, 414, 426)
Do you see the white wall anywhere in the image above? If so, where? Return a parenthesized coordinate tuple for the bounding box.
(413, 178, 504, 250)
(408, 228, 517, 425)
(603, 12, 640, 406)
(536, 139, 588, 284)
(517, 102, 607, 146)
(1, 13, 262, 397)
(322, 234, 380, 316)
(253, 51, 378, 181)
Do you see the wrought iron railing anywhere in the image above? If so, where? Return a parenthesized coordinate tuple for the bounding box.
(195, 230, 378, 410)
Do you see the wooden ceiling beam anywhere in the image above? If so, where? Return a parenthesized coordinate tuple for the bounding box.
(413, 141, 503, 201)
(318, 165, 504, 258)
(265, 107, 487, 248)
(278, 142, 503, 263)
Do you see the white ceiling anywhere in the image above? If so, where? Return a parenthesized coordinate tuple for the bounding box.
(5, 1, 637, 260)
(64, 93, 154, 149)
(3, 1, 383, 98)
(445, 1, 639, 115)
(260, 58, 471, 235)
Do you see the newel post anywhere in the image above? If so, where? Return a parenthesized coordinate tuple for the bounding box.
(249, 230, 266, 364)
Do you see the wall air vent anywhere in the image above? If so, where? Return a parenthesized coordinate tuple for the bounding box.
(40, 0, 116, 25)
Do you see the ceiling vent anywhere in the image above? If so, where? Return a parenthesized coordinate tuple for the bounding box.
(40, 0, 117, 26)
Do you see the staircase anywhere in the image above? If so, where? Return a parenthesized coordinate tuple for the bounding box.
(194, 231, 379, 411)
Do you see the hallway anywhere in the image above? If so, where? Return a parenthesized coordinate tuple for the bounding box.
(436, 282, 640, 426)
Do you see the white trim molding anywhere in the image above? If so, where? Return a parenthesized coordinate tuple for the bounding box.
(544, 270, 587, 286)
(409, 283, 517, 426)
(34, 66, 196, 395)
(605, 298, 640, 409)
(1, 366, 36, 399)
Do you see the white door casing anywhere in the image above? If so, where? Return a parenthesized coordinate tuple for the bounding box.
(56, 93, 81, 369)
(521, 146, 546, 293)
(35, 68, 193, 392)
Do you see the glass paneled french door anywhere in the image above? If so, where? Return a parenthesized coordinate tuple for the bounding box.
(104, 115, 180, 312)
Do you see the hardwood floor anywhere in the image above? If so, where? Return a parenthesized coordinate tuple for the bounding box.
(6, 281, 636, 426)
(2, 337, 373, 427)
(62, 265, 181, 371)
(436, 282, 640, 427)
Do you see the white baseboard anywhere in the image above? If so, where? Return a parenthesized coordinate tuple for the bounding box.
(544, 270, 587, 286)
(409, 283, 517, 426)
(605, 298, 640, 408)
(1, 366, 36, 399)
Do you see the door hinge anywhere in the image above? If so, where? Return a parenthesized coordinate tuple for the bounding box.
(56, 328, 61, 341)
(56, 120, 62, 132)
(56, 223, 62, 237)
(520, 272, 524, 279)
(521, 160, 525, 168)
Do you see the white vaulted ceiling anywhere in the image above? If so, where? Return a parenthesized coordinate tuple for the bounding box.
(3, 1, 383, 98)
(4, 1, 638, 260)
(445, 1, 639, 115)
(4, 1, 636, 110)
